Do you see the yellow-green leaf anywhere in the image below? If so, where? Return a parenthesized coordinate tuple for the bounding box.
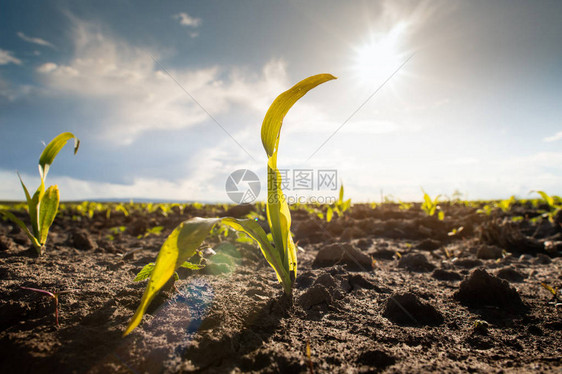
(124, 216, 291, 336)
(134, 262, 156, 282)
(326, 206, 334, 222)
(261, 74, 337, 157)
(260, 74, 336, 285)
(39, 132, 80, 181)
(38, 185, 60, 247)
(0, 210, 41, 249)
(123, 217, 219, 336)
(536, 190, 555, 208)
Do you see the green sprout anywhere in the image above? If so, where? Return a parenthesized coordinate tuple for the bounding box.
(473, 319, 489, 334)
(540, 282, 560, 303)
(421, 188, 444, 220)
(398, 200, 413, 211)
(533, 190, 562, 224)
(497, 195, 516, 213)
(325, 184, 351, 222)
(476, 204, 493, 216)
(137, 225, 164, 239)
(20, 286, 74, 327)
(123, 74, 336, 336)
(0, 133, 79, 255)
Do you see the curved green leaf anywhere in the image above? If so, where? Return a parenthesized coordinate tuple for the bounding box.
(134, 263, 155, 282)
(536, 190, 555, 208)
(261, 74, 337, 157)
(123, 216, 293, 336)
(0, 210, 41, 249)
(38, 185, 60, 247)
(39, 132, 80, 180)
(123, 217, 218, 336)
(261, 74, 336, 285)
(221, 217, 291, 291)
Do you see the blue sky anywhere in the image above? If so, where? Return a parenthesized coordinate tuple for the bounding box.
(1, 0, 561, 202)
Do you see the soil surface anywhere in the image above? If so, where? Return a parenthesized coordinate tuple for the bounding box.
(1, 202, 561, 373)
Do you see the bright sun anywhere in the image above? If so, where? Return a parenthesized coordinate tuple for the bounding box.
(352, 24, 407, 85)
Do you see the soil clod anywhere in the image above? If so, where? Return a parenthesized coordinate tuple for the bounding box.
(313, 243, 372, 271)
(382, 292, 444, 326)
(454, 268, 526, 310)
(398, 253, 435, 272)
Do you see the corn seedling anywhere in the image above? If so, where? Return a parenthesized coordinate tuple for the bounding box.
(398, 200, 413, 211)
(20, 286, 74, 327)
(497, 195, 516, 213)
(533, 190, 562, 225)
(138, 225, 164, 239)
(473, 319, 489, 334)
(0, 133, 79, 255)
(421, 189, 444, 220)
(123, 74, 336, 336)
(540, 282, 560, 303)
(477, 204, 493, 216)
(325, 184, 351, 222)
(447, 226, 464, 237)
(306, 339, 314, 374)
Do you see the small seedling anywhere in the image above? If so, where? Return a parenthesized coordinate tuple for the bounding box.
(497, 195, 516, 213)
(123, 74, 336, 336)
(20, 286, 73, 327)
(135, 258, 205, 283)
(533, 190, 562, 225)
(540, 282, 560, 303)
(306, 339, 314, 374)
(137, 225, 164, 239)
(398, 200, 412, 211)
(421, 188, 444, 220)
(447, 226, 464, 237)
(473, 319, 489, 334)
(325, 184, 351, 222)
(477, 204, 493, 216)
(0, 133, 79, 255)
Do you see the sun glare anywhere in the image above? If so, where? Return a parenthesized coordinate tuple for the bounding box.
(352, 24, 408, 86)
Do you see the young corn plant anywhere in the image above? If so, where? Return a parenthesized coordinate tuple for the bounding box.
(0, 133, 79, 255)
(533, 190, 562, 225)
(325, 184, 351, 222)
(421, 188, 444, 220)
(123, 74, 336, 336)
(20, 286, 75, 327)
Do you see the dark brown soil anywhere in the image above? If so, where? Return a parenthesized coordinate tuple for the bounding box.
(1, 202, 561, 373)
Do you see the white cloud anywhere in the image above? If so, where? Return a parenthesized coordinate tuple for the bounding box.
(543, 131, 562, 142)
(36, 19, 289, 145)
(17, 32, 56, 49)
(0, 49, 22, 65)
(36, 62, 58, 73)
(0, 144, 259, 201)
(173, 12, 202, 28)
(0, 75, 34, 101)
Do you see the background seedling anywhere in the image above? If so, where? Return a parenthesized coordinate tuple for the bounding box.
(325, 184, 351, 222)
(473, 319, 489, 334)
(0, 132, 79, 255)
(123, 74, 336, 336)
(533, 190, 562, 225)
(421, 188, 444, 220)
(540, 282, 560, 303)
